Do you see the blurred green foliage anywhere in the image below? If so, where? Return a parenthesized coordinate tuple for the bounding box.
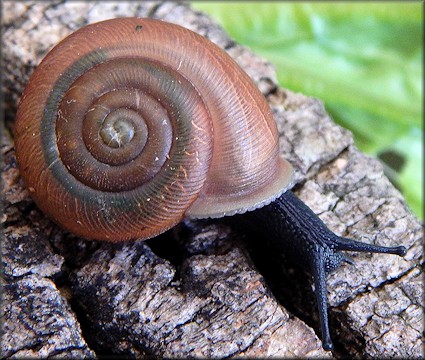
(192, 2, 423, 220)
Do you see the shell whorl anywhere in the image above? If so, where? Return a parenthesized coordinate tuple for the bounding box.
(15, 18, 293, 241)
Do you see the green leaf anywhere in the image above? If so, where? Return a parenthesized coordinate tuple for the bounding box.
(192, 2, 423, 220)
(380, 127, 423, 220)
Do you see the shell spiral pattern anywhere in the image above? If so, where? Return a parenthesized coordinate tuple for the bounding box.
(15, 18, 293, 241)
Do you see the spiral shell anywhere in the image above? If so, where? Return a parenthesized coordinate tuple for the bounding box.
(15, 18, 293, 241)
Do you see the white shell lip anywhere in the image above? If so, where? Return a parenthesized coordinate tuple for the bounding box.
(186, 157, 294, 219)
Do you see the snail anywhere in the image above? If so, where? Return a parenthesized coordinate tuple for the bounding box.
(14, 17, 406, 351)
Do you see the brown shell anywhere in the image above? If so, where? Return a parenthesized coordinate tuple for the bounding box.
(14, 18, 293, 241)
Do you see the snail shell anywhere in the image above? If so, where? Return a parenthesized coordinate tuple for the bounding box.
(15, 18, 293, 241)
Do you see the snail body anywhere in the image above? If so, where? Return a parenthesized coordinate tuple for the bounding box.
(15, 18, 406, 351)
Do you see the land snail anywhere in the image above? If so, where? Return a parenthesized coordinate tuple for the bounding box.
(15, 17, 407, 351)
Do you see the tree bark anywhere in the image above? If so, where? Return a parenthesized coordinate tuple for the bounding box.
(2, 1, 423, 358)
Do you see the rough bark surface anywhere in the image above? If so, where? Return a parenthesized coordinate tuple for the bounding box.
(2, 1, 423, 359)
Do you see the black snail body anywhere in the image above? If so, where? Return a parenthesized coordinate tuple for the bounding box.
(243, 191, 406, 350)
(14, 18, 406, 351)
